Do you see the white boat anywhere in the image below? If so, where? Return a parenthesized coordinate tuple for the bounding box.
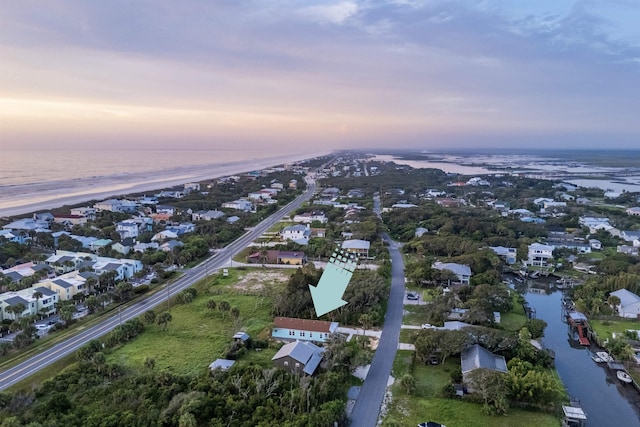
(617, 371, 633, 384)
(591, 354, 604, 363)
(596, 351, 613, 362)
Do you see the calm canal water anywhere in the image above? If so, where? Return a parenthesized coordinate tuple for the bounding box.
(524, 288, 640, 427)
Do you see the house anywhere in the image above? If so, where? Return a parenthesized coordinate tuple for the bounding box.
(626, 207, 640, 216)
(156, 205, 176, 216)
(392, 203, 418, 209)
(621, 230, 640, 244)
(152, 230, 179, 242)
(281, 224, 311, 243)
(527, 243, 554, 267)
(116, 221, 140, 240)
(94, 199, 137, 213)
(222, 199, 254, 212)
(342, 239, 370, 258)
(272, 317, 339, 343)
(0, 295, 31, 321)
(70, 207, 97, 220)
(617, 245, 639, 256)
(209, 359, 235, 371)
(184, 182, 200, 193)
(289, 179, 297, 189)
(271, 182, 284, 190)
(610, 289, 640, 319)
(192, 210, 225, 221)
(461, 344, 508, 392)
(53, 214, 88, 226)
(2, 218, 50, 232)
(271, 340, 324, 375)
(447, 308, 469, 321)
(111, 242, 131, 255)
(227, 216, 240, 224)
(293, 212, 328, 224)
(0, 230, 29, 244)
(310, 227, 326, 238)
(133, 242, 159, 253)
(589, 239, 602, 250)
(489, 246, 517, 265)
(432, 262, 472, 284)
(415, 227, 428, 238)
(156, 190, 183, 199)
(88, 239, 113, 252)
(160, 240, 184, 252)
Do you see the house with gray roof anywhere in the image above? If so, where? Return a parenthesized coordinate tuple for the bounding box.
(272, 340, 324, 375)
(610, 289, 640, 319)
(461, 344, 508, 392)
(432, 262, 472, 284)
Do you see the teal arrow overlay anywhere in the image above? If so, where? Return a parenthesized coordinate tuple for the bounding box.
(309, 248, 358, 317)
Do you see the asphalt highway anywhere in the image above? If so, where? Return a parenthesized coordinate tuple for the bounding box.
(0, 177, 316, 391)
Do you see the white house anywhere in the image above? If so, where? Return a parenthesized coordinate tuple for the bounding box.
(489, 246, 517, 264)
(342, 239, 370, 258)
(192, 210, 225, 221)
(610, 289, 640, 319)
(432, 262, 472, 284)
(70, 207, 97, 220)
(281, 224, 311, 242)
(222, 199, 253, 212)
(621, 230, 640, 244)
(293, 212, 328, 224)
(626, 207, 640, 216)
(527, 243, 554, 267)
(116, 221, 140, 240)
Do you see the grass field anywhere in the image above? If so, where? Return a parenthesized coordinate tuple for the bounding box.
(590, 318, 640, 341)
(384, 351, 561, 427)
(107, 267, 292, 376)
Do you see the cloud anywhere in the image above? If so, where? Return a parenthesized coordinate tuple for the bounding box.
(0, 0, 639, 151)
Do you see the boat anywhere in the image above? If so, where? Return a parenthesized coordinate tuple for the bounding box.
(596, 351, 613, 363)
(591, 354, 604, 363)
(617, 371, 633, 384)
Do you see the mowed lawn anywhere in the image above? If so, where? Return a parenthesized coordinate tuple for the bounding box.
(384, 351, 561, 427)
(107, 268, 289, 376)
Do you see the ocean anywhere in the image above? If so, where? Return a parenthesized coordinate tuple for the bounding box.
(0, 149, 327, 217)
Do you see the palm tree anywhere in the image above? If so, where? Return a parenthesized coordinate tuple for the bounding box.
(608, 295, 621, 314)
(32, 291, 43, 319)
(7, 303, 26, 321)
(219, 301, 231, 320)
(156, 312, 173, 331)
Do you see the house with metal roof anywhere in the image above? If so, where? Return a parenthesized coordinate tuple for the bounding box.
(271, 340, 324, 375)
(432, 262, 472, 284)
(610, 289, 640, 319)
(461, 344, 508, 392)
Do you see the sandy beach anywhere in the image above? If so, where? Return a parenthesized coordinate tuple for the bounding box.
(0, 152, 326, 218)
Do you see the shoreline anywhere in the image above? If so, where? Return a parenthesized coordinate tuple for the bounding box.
(0, 152, 328, 218)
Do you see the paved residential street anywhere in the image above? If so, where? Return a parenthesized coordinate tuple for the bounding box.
(349, 234, 406, 427)
(0, 177, 317, 391)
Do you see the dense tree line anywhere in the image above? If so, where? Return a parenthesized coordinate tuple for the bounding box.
(271, 264, 389, 326)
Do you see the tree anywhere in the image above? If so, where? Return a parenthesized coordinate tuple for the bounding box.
(156, 312, 173, 331)
(358, 313, 374, 334)
(6, 303, 26, 320)
(230, 307, 240, 321)
(143, 356, 156, 371)
(399, 374, 416, 395)
(32, 291, 43, 318)
(218, 301, 231, 319)
(206, 299, 217, 312)
(85, 295, 101, 314)
(468, 368, 509, 415)
(57, 301, 76, 327)
(143, 310, 156, 324)
(608, 295, 621, 314)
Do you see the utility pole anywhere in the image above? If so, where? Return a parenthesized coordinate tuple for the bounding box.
(166, 282, 170, 311)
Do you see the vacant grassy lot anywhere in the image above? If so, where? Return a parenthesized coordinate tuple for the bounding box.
(384, 351, 561, 427)
(107, 267, 292, 376)
(403, 304, 432, 326)
(591, 318, 640, 341)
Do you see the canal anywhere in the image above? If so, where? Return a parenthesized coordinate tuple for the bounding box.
(524, 288, 640, 426)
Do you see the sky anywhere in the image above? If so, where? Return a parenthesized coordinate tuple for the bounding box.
(1, 0, 639, 152)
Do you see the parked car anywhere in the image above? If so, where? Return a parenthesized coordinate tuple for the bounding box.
(407, 292, 419, 300)
(422, 323, 436, 329)
(418, 422, 445, 427)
